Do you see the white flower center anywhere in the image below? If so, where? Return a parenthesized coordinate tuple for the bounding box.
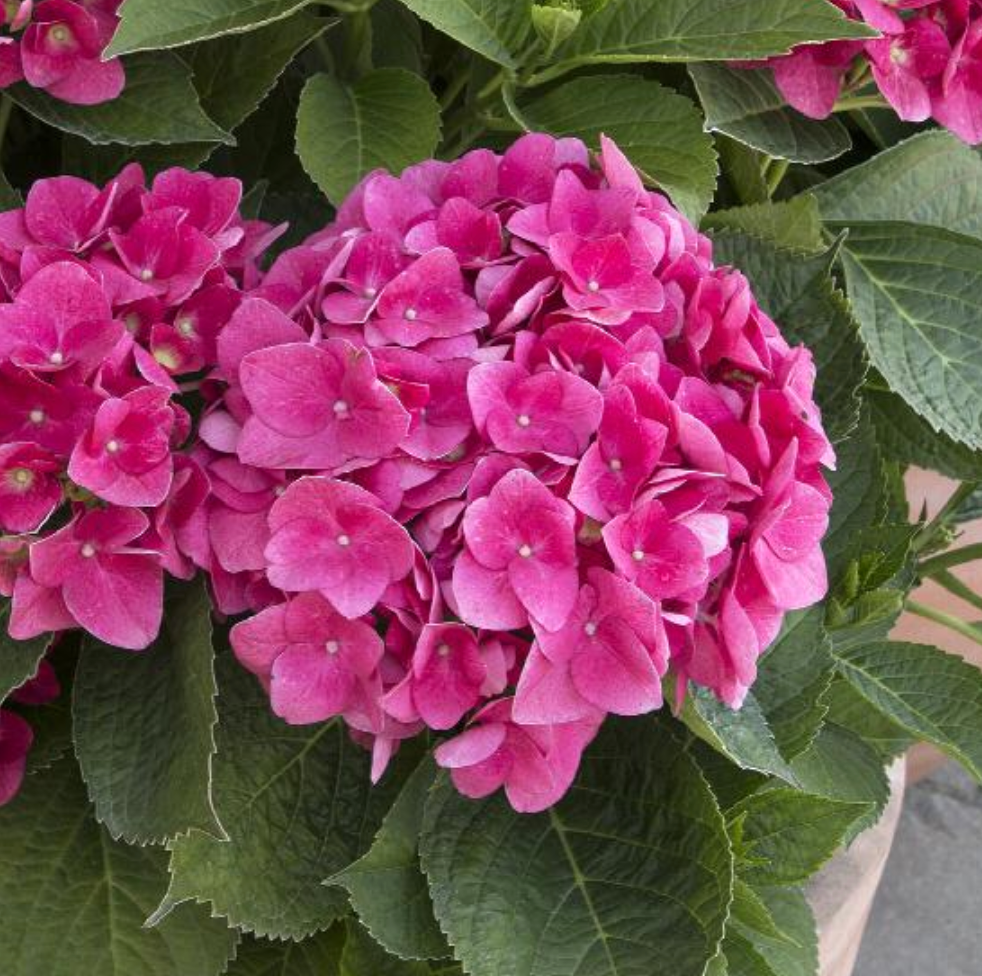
(437, 643, 451, 658)
(403, 307, 418, 321)
(609, 458, 623, 472)
(336, 534, 351, 547)
(176, 317, 195, 336)
(49, 350, 64, 365)
(518, 543, 533, 559)
(9, 468, 33, 489)
(325, 640, 340, 655)
(631, 548, 645, 562)
(516, 414, 531, 428)
(333, 399, 349, 415)
(80, 543, 96, 558)
(140, 268, 154, 282)
(363, 286, 377, 299)
(29, 408, 45, 425)
(587, 279, 601, 293)
(106, 439, 120, 454)
(584, 621, 598, 637)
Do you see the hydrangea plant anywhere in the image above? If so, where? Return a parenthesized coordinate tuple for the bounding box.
(2, 3, 982, 976)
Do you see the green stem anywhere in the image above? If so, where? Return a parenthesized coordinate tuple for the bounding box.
(832, 95, 890, 113)
(931, 570, 982, 617)
(439, 68, 470, 111)
(341, 9, 372, 78)
(522, 58, 579, 88)
(907, 599, 982, 648)
(920, 543, 982, 577)
(916, 480, 981, 552)
(476, 70, 506, 102)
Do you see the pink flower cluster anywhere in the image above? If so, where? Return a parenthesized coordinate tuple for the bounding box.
(213, 134, 835, 813)
(0, 0, 125, 105)
(737, 0, 982, 144)
(0, 655, 59, 807)
(0, 165, 281, 652)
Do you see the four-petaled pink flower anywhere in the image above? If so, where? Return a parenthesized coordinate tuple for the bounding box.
(0, 442, 61, 532)
(265, 477, 415, 618)
(29, 507, 163, 650)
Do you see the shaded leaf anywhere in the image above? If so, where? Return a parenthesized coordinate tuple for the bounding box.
(703, 196, 824, 253)
(9, 52, 231, 146)
(225, 928, 345, 976)
(340, 921, 450, 976)
(296, 68, 441, 206)
(156, 650, 416, 939)
(108, 0, 320, 56)
(330, 757, 447, 960)
(823, 677, 913, 763)
(737, 887, 818, 976)
(0, 601, 51, 704)
(690, 63, 851, 163)
(518, 73, 717, 222)
(0, 756, 237, 976)
(421, 717, 733, 976)
(73, 581, 223, 845)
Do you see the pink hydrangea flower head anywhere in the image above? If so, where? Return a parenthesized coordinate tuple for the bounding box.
(29, 506, 162, 649)
(265, 477, 415, 618)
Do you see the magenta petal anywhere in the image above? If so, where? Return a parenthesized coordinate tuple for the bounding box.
(45, 55, 125, 106)
(513, 644, 595, 725)
(270, 645, 357, 724)
(0, 710, 33, 807)
(435, 722, 507, 768)
(452, 550, 528, 630)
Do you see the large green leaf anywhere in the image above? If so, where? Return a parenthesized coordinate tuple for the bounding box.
(788, 723, 889, 842)
(296, 68, 441, 206)
(837, 220, 982, 450)
(0, 602, 51, 704)
(225, 929, 345, 976)
(730, 788, 872, 886)
(710, 234, 868, 444)
(72, 581, 223, 845)
(690, 63, 850, 164)
(189, 12, 332, 133)
(107, 0, 319, 56)
(0, 756, 237, 976)
(551, 0, 874, 66)
(833, 640, 982, 782)
(868, 386, 982, 480)
(340, 921, 454, 976)
(754, 609, 835, 761)
(738, 887, 818, 976)
(391, 0, 533, 69)
(679, 687, 798, 784)
(330, 757, 447, 961)
(9, 52, 231, 146)
(156, 651, 415, 940)
(702, 197, 824, 253)
(811, 131, 982, 239)
(421, 717, 733, 976)
(517, 73, 717, 222)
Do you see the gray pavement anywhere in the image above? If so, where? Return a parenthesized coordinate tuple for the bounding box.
(854, 763, 982, 976)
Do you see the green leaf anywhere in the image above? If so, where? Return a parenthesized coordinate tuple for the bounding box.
(822, 678, 913, 762)
(754, 608, 835, 761)
(225, 929, 345, 976)
(0, 602, 51, 704)
(72, 581, 223, 846)
(703, 197, 824, 252)
(811, 131, 982, 240)
(833, 640, 982, 783)
(730, 788, 872, 886)
(372, 0, 425, 73)
(717, 930, 781, 976)
(330, 757, 447, 960)
(108, 0, 320, 56)
(737, 887, 818, 976)
(710, 233, 868, 444)
(679, 687, 798, 784)
(9, 52, 231, 146)
(690, 63, 851, 164)
(518, 74, 718, 222)
(391, 0, 533, 69)
(0, 170, 21, 209)
(551, 0, 875, 66)
(837, 220, 982, 450)
(788, 723, 889, 842)
(716, 136, 769, 206)
(868, 386, 982, 481)
(340, 921, 447, 976)
(296, 68, 441, 206)
(189, 12, 333, 133)
(156, 650, 416, 940)
(824, 412, 886, 579)
(531, 4, 582, 55)
(730, 879, 793, 946)
(0, 756, 237, 976)
(421, 717, 733, 976)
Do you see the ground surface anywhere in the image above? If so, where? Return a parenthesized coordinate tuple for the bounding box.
(854, 763, 982, 976)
